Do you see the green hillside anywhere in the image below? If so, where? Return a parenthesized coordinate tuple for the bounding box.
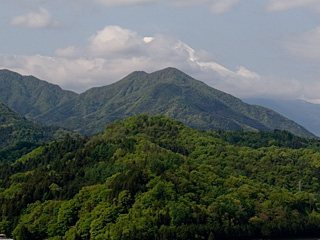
(0, 103, 73, 162)
(0, 69, 77, 118)
(36, 68, 314, 137)
(1, 115, 320, 239)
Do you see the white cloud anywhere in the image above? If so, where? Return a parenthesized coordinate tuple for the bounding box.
(143, 37, 154, 43)
(284, 26, 320, 60)
(10, 7, 60, 28)
(266, 0, 320, 12)
(236, 66, 260, 79)
(54, 46, 83, 58)
(0, 25, 315, 101)
(92, 0, 154, 7)
(87, 25, 144, 57)
(210, 0, 240, 14)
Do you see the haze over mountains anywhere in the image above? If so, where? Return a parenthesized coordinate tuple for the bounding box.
(245, 98, 320, 137)
(0, 68, 315, 138)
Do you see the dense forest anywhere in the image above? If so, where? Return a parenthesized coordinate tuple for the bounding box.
(0, 103, 75, 164)
(1, 114, 320, 239)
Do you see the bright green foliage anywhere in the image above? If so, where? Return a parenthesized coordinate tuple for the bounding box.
(211, 129, 320, 150)
(0, 115, 320, 239)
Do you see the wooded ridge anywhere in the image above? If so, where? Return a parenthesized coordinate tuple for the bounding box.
(0, 68, 315, 137)
(0, 115, 320, 239)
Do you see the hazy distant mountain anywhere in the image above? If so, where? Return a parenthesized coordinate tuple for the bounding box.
(0, 69, 77, 118)
(33, 67, 313, 137)
(0, 102, 71, 149)
(244, 98, 320, 137)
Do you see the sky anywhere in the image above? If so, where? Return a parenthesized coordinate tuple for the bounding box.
(1, 0, 320, 103)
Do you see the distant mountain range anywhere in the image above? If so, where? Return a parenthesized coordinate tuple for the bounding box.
(0, 68, 315, 137)
(244, 98, 320, 137)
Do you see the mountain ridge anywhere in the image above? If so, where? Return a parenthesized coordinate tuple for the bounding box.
(0, 69, 78, 119)
(0, 68, 315, 137)
(0, 102, 72, 150)
(244, 98, 320, 137)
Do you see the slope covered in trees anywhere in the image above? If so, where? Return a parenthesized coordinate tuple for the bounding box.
(0, 115, 320, 240)
(0, 68, 315, 137)
(211, 129, 320, 150)
(0, 69, 77, 119)
(0, 103, 74, 162)
(245, 98, 320, 137)
(37, 68, 314, 137)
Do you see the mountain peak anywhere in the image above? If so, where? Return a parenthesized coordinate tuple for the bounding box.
(124, 67, 190, 82)
(127, 70, 148, 77)
(152, 67, 191, 79)
(0, 68, 315, 137)
(157, 67, 185, 74)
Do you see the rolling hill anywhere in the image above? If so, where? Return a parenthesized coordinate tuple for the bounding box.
(1, 115, 320, 239)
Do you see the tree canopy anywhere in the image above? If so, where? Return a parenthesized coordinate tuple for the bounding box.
(0, 114, 320, 239)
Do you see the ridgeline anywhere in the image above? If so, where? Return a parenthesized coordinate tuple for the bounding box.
(0, 68, 315, 137)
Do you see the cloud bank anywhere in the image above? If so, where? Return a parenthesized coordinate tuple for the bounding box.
(0, 25, 315, 102)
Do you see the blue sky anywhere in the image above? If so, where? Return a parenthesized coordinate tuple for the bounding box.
(1, 0, 320, 103)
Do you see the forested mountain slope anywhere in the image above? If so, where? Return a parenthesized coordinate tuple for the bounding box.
(0, 68, 315, 137)
(0, 103, 73, 162)
(0, 69, 77, 118)
(35, 67, 315, 137)
(245, 98, 320, 137)
(1, 115, 320, 240)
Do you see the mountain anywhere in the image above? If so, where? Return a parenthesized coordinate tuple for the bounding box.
(0, 68, 315, 137)
(37, 67, 315, 137)
(0, 69, 77, 119)
(1, 115, 320, 239)
(244, 98, 320, 137)
(0, 102, 73, 162)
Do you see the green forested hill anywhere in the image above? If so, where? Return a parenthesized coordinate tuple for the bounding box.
(0, 103, 73, 162)
(0, 69, 77, 118)
(0, 68, 314, 137)
(211, 128, 320, 150)
(1, 115, 320, 240)
(37, 68, 314, 137)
